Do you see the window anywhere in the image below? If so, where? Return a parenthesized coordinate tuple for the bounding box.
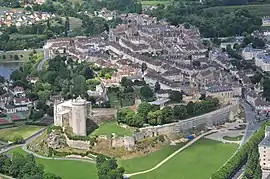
(264, 163, 266, 165)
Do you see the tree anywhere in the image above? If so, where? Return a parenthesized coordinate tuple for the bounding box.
(186, 101, 194, 115)
(137, 102, 153, 120)
(81, 66, 94, 80)
(0, 75, 5, 84)
(37, 90, 51, 101)
(169, 91, 182, 102)
(140, 85, 153, 99)
(141, 63, 147, 74)
(96, 155, 125, 179)
(44, 173, 62, 179)
(131, 113, 144, 127)
(147, 110, 162, 125)
(14, 55, 20, 61)
(252, 37, 265, 49)
(154, 81, 160, 92)
(173, 105, 187, 120)
(120, 77, 133, 87)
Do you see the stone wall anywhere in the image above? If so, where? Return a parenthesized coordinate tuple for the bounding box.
(65, 100, 239, 151)
(65, 134, 91, 150)
(134, 100, 239, 140)
(111, 136, 136, 151)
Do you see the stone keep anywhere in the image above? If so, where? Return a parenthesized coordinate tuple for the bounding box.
(54, 96, 88, 136)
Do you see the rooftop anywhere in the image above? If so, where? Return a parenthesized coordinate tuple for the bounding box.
(150, 98, 170, 105)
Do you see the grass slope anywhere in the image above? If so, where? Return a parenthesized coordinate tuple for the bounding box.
(132, 139, 238, 179)
(8, 147, 98, 179)
(90, 121, 133, 137)
(0, 125, 43, 141)
(119, 142, 187, 173)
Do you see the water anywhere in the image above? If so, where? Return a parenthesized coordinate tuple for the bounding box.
(0, 62, 21, 79)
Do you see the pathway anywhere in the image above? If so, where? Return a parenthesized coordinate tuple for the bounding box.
(0, 127, 95, 163)
(124, 130, 218, 177)
(21, 146, 95, 163)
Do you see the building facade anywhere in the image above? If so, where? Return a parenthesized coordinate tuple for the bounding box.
(259, 126, 270, 171)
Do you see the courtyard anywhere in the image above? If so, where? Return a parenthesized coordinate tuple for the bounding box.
(90, 121, 133, 137)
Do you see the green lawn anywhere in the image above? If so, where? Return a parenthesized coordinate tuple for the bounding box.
(119, 142, 187, 173)
(90, 121, 133, 137)
(139, 0, 172, 6)
(131, 139, 238, 179)
(7, 147, 98, 179)
(223, 135, 243, 141)
(0, 125, 43, 141)
(204, 4, 270, 17)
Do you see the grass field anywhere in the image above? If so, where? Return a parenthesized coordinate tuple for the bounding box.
(131, 139, 238, 179)
(90, 121, 133, 137)
(0, 49, 43, 62)
(0, 125, 43, 141)
(119, 142, 187, 173)
(139, 0, 172, 6)
(8, 147, 98, 179)
(223, 135, 243, 141)
(204, 4, 270, 17)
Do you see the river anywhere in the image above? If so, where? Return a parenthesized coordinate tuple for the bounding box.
(0, 62, 21, 79)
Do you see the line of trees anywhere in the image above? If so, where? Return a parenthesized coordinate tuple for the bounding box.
(242, 147, 262, 179)
(117, 97, 219, 127)
(0, 153, 61, 179)
(211, 121, 270, 179)
(96, 155, 125, 179)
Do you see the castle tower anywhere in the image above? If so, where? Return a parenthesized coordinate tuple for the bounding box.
(71, 96, 87, 136)
(54, 100, 62, 126)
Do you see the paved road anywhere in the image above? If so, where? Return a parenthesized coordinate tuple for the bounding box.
(124, 130, 218, 178)
(231, 101, 265, 179)
(37, 56, 47, 71)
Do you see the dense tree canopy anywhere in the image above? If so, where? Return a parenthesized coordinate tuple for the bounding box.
(117, 97, 219, 127)
(0, 153, 61, 179)
(148, 5, 261, 37)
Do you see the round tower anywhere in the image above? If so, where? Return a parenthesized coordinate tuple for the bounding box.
(71, 96, 87, 136)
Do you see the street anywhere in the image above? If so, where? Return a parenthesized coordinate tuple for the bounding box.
(232, 101, 266, 179)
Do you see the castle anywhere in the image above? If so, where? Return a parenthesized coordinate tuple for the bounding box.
(54, 96, 90, 136)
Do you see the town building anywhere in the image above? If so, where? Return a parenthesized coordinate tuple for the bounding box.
(205, 85, 233, 104)
(259, 126, 270, 170)
(255, 54, 270, 72)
